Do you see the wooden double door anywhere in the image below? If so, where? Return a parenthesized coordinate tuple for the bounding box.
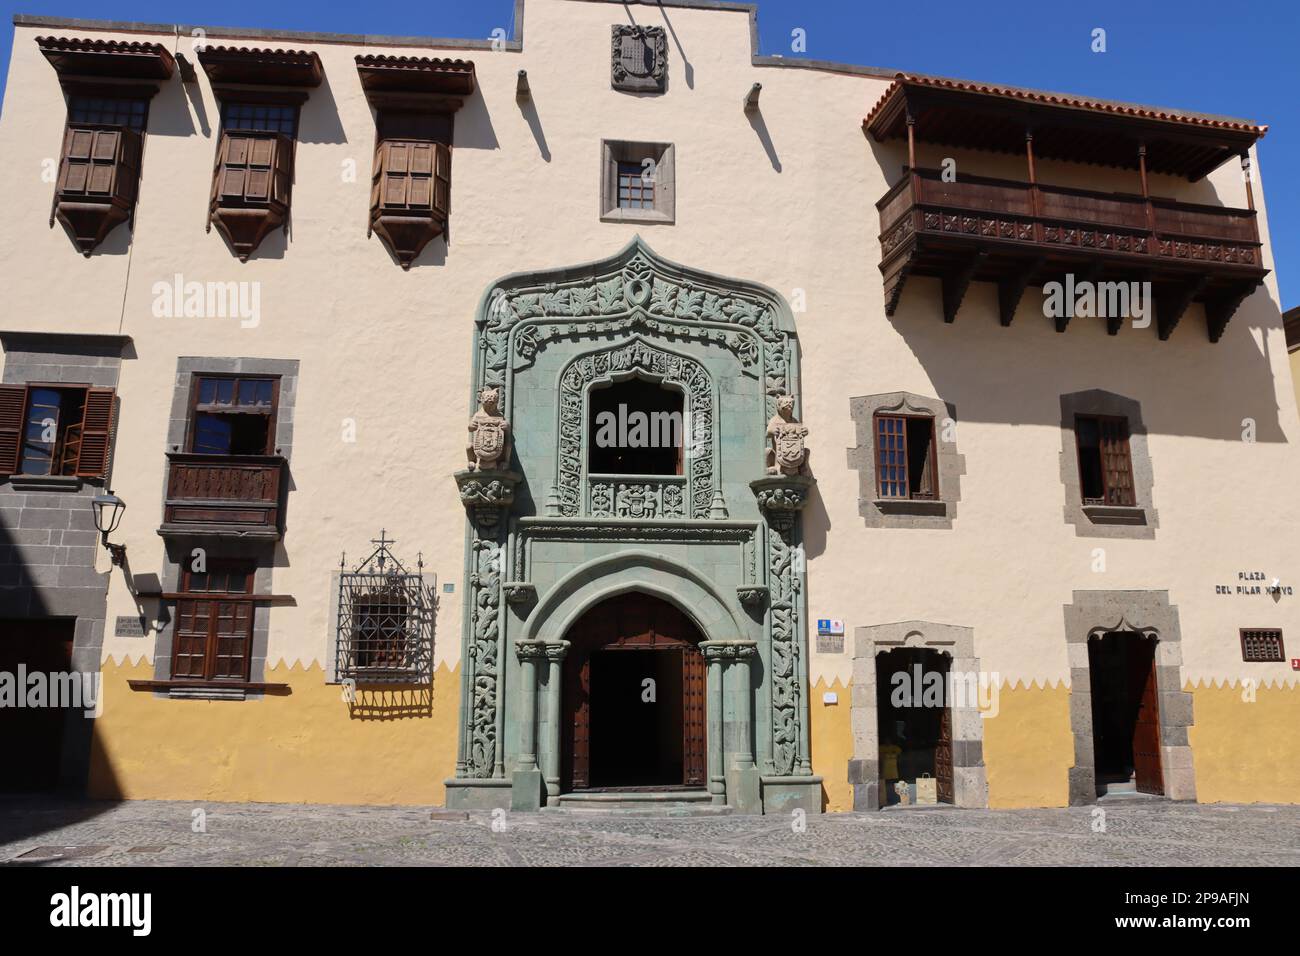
(562, 593, 706, 791)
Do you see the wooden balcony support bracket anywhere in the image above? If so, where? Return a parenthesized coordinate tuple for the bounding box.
(883, 246, 920, 317)
(1205, 280, 1261, 343)
(998, 256, 1044, 327)
(942, 249, 987, 323)
(1155, 274, 1209, 341)
(1053, 261, 1101, 334)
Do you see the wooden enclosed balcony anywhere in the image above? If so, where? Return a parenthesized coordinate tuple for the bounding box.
(866, 74, 1270, 342)
(158, 453, 286, 540)
(878, 169, 1266, 340)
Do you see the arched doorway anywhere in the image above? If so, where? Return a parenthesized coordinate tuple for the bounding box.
(562, 592, 706, 791)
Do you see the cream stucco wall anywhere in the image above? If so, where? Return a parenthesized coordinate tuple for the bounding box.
(2, 0, 1298, 804)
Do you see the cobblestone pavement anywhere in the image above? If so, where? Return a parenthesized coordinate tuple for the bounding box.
(0, 798, 1296, 866)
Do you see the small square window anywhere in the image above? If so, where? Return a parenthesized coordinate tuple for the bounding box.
(1240, 629, 1284, 663)
(601, 140, 674, 224)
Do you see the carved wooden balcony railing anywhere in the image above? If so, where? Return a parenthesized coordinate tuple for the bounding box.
(878, 168, 1268, 341)
(159, 453, 286, 539)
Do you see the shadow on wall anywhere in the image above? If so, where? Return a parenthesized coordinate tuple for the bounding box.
(888, 279, 1289, 444)
(0, 516, 124, 843)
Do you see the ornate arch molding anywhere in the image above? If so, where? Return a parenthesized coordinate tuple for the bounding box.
(1063, 590, 1196, 805)
(472, 235, 799, 421)
(849, 620, 988, 810)
(523, 549, 748, 646)
(557, 338, 713, 518)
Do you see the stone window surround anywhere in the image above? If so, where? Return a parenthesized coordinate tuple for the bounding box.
(0, 330, 130, 788)
(1059, 389, 1158, 539)
(847, 391, 964, 529)
(600, 139, 675, 225)
(1063, 590, 1196, 804)
(847, 620, 988, 810)
(164, 357, 298, 459)
(148, 356, 299, 700)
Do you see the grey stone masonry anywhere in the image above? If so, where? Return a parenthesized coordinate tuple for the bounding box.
(0, 332, 131, 791)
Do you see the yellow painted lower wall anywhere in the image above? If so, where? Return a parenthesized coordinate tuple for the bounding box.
(87, 664, 1300, 809)
(89, 658, 460, 806)
(1188, 682, 1300, 804)
(810, 678, 852, 812)
(982, 681, 1073, 808)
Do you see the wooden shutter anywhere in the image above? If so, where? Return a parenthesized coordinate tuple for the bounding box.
(373, 140, 450, 220)
(1099, 417, 1136, 506)
(215, 132, 290, 208)
(0, 384, 27, 475)
(433, 141, 452, 220)
(875, 414, 908, 498)
(915, 421, 936, 499)
(57, 127, 141, 205)
(73, 387, 115, 478)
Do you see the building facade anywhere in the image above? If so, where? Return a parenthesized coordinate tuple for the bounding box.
(1, 0, 1297, 811)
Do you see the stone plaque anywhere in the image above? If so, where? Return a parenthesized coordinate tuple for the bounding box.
(816, 634, 844, 654)
(611, 25, 667, 93)
(114, 615, 146, 638)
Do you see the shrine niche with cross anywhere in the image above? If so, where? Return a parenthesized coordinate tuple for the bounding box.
(333, 530, 437, 684)
(611, 25, 668, 93)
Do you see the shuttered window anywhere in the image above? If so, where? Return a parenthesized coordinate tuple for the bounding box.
(371, 140, 451, 220)
(875, 414, 937, 500)
(57, 126, 141, 205)
(172, 563, 255, 681)
(0, 384, 114, 478)
(1076, 415, 1136, 506)
(212, 132, 292, 209)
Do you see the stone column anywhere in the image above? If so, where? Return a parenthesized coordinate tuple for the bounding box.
(511, 639, 547, 811)
(701, 643, 727, 806)
(542, 640, 570, 799)
(702, 640, 761, 813)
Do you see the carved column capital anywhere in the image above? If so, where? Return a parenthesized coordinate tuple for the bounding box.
(514, 639, 550, 662)
(750, 474, 814, 531)
(454, 467, 521, 529)
(543, 640, 571, 662)
(699, 640, 758, 663)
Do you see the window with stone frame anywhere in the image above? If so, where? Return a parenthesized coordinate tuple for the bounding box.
(171, 561, 256, 682)
(601, 140, 675, 224)
(1074, 414, 1136, 507)
(0, 383, 115, 478)
(187, 375, 278, 456)
(874, 413, 938, 500)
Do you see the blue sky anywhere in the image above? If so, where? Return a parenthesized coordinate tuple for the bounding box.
(2, 0, 1296, 308)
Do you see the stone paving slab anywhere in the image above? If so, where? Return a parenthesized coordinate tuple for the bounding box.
(0, 798, 1295, 867)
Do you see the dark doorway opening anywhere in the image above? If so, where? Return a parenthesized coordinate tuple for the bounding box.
(587, 377, 684, 476)
(876, 647, 953, 806)
(563, 593, 705, 792)
(1088, 631, 1164, 795)
(589, 648, 684, 787)
(0, 618, 76, 791)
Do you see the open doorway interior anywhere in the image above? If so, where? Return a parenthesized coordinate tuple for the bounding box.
(1087, 631, 1164, 796)
(0, 618, 76, 791)
(876, 647, 953, 806)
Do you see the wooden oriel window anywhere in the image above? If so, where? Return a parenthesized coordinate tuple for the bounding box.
(875, 413, 937, 499)
(172, 562, 256, 681)
(208, 99, 299, 261)
(1076, 414, 1136, 506)
(187, 375, 278, 456)
(0, 384, 114, 478)
(1239, 629, 1285, 663)
(52, 94, 148, 255)
(368, 112, 453, 269)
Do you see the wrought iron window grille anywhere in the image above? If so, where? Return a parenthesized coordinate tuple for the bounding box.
(335, 530, 435, 684)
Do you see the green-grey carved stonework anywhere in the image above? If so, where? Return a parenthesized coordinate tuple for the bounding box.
(445, 238, 821, 814)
